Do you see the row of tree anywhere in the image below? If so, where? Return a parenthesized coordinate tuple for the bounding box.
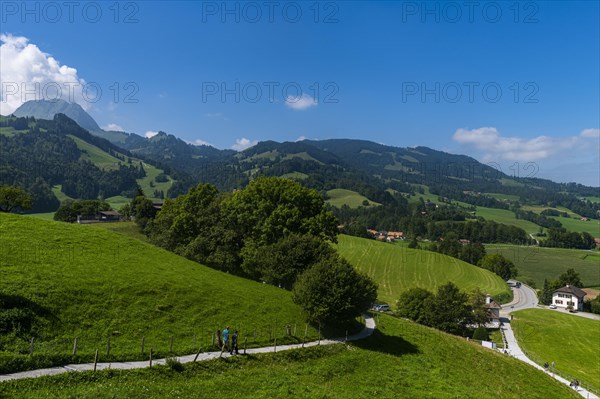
(540, 228, 596, 250)
(396, 283, 493, 336)
(514, 209, 562, 229)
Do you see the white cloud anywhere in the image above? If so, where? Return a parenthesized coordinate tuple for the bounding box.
(453, 127, 598, 162)
(285, 94, 317, 111)
(296, 136, 307, 142)
(185, 138, 212, 147)
(145, 131, 159, 138)
(580, 128, 600, 138)
(0, 34, 89, 115)
(102, 123, 125, 132)
(232, 137, 258, 151)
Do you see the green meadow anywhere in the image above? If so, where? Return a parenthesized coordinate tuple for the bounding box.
(68, 135, 123, 170)
(336, 235, 511, 305)
(512, 309, 600, 388)
(486, 245, 600, 288)
(326, 189, 380, 208)
(474, 206, 541, 234)
(0, 213, 318, 373)
(548, 216, 600, 236)
(0, 315, 578, 399)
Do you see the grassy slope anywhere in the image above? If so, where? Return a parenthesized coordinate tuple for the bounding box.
(24, 213, 55, 221)
(51, 185, 72, 203)
(0, 315, 578, 399)
(549, 216, 600, 236)
(512, 309, 600, 388)
(408, 187, 542, 234)
(474, 206, 541, 234)
(67, 135, 123, 170)
(136, 162, 174, 200)
(90, 221, 149, 242)
(486, 193, 520, 201)
(486, 245, 600, 288)
(0, 213, 316, 372)
(104, 195, 131, 211)
(326, 189, 380, 208)
(68, 135, 173, 201)
(521, 205, 581, 218)
(336, 235, 510, 305)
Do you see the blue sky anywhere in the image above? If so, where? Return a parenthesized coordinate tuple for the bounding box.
(1, 1, 599, 185)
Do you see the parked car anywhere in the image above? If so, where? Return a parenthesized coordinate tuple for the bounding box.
(376, 304, 390, 312)
(549, 304, 557, 309)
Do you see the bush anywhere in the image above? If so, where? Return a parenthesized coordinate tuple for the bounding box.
(589, 297, 600, 315)
(472, 326, 489, 341)
(155, 173, 169, 183)
(396, 287, 433, 322)
(292, 255, 378, 325)
(165, 356, 184, 372)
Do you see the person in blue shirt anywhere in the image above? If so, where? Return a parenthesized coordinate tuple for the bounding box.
(222, 326, 230, 351)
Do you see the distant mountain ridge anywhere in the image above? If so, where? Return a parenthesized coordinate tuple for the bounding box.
(13, 99, 101, 132)
(8, 100, 598, 206)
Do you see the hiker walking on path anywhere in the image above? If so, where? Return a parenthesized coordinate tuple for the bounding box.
(230, 330, 239, 355)
(223, 326, 230, 351)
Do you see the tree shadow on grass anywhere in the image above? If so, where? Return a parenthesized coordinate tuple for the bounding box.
(352, 329, 420, 357)
(0, 293, 56, 336)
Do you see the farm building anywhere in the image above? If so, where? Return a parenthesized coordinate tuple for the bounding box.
(485, 295, 501, 327)
(552, 285, 586, 311)
(99, 210, 121, 222)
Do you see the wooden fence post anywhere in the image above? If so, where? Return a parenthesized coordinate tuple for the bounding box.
(302, 324, 307, 348)
(253, 329, 256, 342)
(29, 337, 34, 356)
(194, 346, 202, 362)
(345, 330, 348, 346)
(72, 337, 78, 356)
(93, 349, 98, 372)
(149, 348, 153, 367)
(318, 322, 321, 345)
(107, 336, 111, 357)
(294, 324, 297, 337)
(274, 337, 277, 353)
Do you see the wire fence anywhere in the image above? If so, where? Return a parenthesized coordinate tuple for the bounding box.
(519, 348, 600, 397)
(1, 318, 341, 374)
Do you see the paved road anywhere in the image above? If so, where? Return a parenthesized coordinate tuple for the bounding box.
(500, 281, 599, 399)
(0, 315, 376, 382)
(503, 279, 539, 312)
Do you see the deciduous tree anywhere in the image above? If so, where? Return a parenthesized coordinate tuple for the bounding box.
(292, 255, 378, 324)
(0, 185, 32, 213)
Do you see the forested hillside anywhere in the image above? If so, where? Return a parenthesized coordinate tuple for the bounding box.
(0, 115, 174, 211)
